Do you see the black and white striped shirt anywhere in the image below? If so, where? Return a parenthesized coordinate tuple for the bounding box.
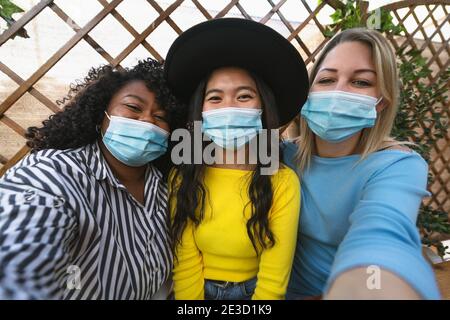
(0, 142, 172, 299)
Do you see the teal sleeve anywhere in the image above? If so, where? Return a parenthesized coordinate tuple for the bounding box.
(324, 153, 440, 299)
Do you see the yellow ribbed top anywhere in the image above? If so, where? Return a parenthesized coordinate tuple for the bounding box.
(171, 166, 300, 300)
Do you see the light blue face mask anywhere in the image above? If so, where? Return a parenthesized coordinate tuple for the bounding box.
(202, 107, 263, 150)
(301, 91, 382, 143)
(102, 112, 169, 167)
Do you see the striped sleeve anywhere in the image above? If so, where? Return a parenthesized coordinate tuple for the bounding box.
(0, 164, 78, 299)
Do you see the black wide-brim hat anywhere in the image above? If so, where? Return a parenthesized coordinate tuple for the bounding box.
(164, 18, 309, 127)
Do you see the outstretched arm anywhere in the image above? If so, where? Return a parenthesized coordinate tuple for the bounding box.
(324, 154, 440, 300)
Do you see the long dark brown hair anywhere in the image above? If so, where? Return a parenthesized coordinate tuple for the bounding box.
(170, 68, 283, 255)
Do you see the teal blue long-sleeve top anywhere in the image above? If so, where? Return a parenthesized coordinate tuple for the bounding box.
(282, 141, 440, 300)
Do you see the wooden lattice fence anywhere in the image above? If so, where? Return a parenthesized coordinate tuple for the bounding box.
(0, 0, 448, 211)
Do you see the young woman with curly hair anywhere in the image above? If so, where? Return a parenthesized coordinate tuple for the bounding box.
(0, 58, 185, 299)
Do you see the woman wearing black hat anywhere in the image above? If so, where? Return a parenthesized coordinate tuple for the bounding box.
(165, 18, 309, 300)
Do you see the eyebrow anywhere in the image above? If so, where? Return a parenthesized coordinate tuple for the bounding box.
(318, 68, 376, 74)
(123, 94, 147, 104)
(205, 86, 258, 96)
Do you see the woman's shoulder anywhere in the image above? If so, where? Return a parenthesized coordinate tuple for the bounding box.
(280, 139, 299, 154)
(5, 148, 76, 172)
(1, 146, 89, 189)
(280, 139, 299, 170)
(271, 164, 300, 193)
(364, 146, 429, 183)
(381, 144, 412, 153)
(277, 163, 298, 176)
(370, 144, 427, 168)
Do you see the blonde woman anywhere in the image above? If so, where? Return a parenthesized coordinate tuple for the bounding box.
(283, 28, 440, 299)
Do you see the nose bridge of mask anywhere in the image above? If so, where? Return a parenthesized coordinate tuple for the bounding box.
(310, 91, 378, 103)
(106, 115, 169, 149)
(301, 90, 379, 143)
(102, 114, 169, 167)
(309, 91, 378, 119)
(104, 111, 169, 136)
(201, 107, 262, 149)
(202, 107, 262, 129)
(203, 106, 262, 114)
(109, 115, 168, 135)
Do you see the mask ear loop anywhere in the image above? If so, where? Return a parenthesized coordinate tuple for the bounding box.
(375, 96, 383, 106)
(97, 111, 111, 137)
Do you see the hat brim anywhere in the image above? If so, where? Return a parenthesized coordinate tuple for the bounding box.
(164, 18, 309, 127)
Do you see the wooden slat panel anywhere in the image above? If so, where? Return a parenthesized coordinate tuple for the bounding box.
(235, 3, 253, 20)
(263, 0, 313, 58)
(0, 0, 447, 213)
(287, 1, 327, 42)
(383, 2, 450, 211)
(147, 0, 183, 35)
(0, 0, 54, 46)
(0, 62, 60, 114)
(0, 0, 124, 118)
(382, 0, 449, 11)
(260, 0, 288, 24)
(48, 2, 122, 69)
(110, 0, 184, 66)
(191, 0, 213, 20)
(215, 0, 240, 18)
(0, 154, 8, 165)
(96, 0, 163, 61)
(0, 146, 30, 177)
(0, 115, 26, 137)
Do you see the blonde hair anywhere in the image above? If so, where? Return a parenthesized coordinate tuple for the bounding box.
(295, 28, 407, 172)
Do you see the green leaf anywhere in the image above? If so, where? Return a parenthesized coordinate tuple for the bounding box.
(323, 28, 335, 38)
(0, 0, 24, 20)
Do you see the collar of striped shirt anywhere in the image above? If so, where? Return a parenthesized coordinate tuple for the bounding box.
(85, 141, 162, 191)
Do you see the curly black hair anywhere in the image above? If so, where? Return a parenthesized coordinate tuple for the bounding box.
(26, 58, 186, 174)
(27, 58, 184, 150)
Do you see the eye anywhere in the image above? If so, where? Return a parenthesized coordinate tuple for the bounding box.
(238, 94, 253, 100)
(154, 114, 168, 122)
(207, 96, 221, 102)
(353, 80, 372, 87)
(316, 78, 334, 85)
(125, 104, 141, 112)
